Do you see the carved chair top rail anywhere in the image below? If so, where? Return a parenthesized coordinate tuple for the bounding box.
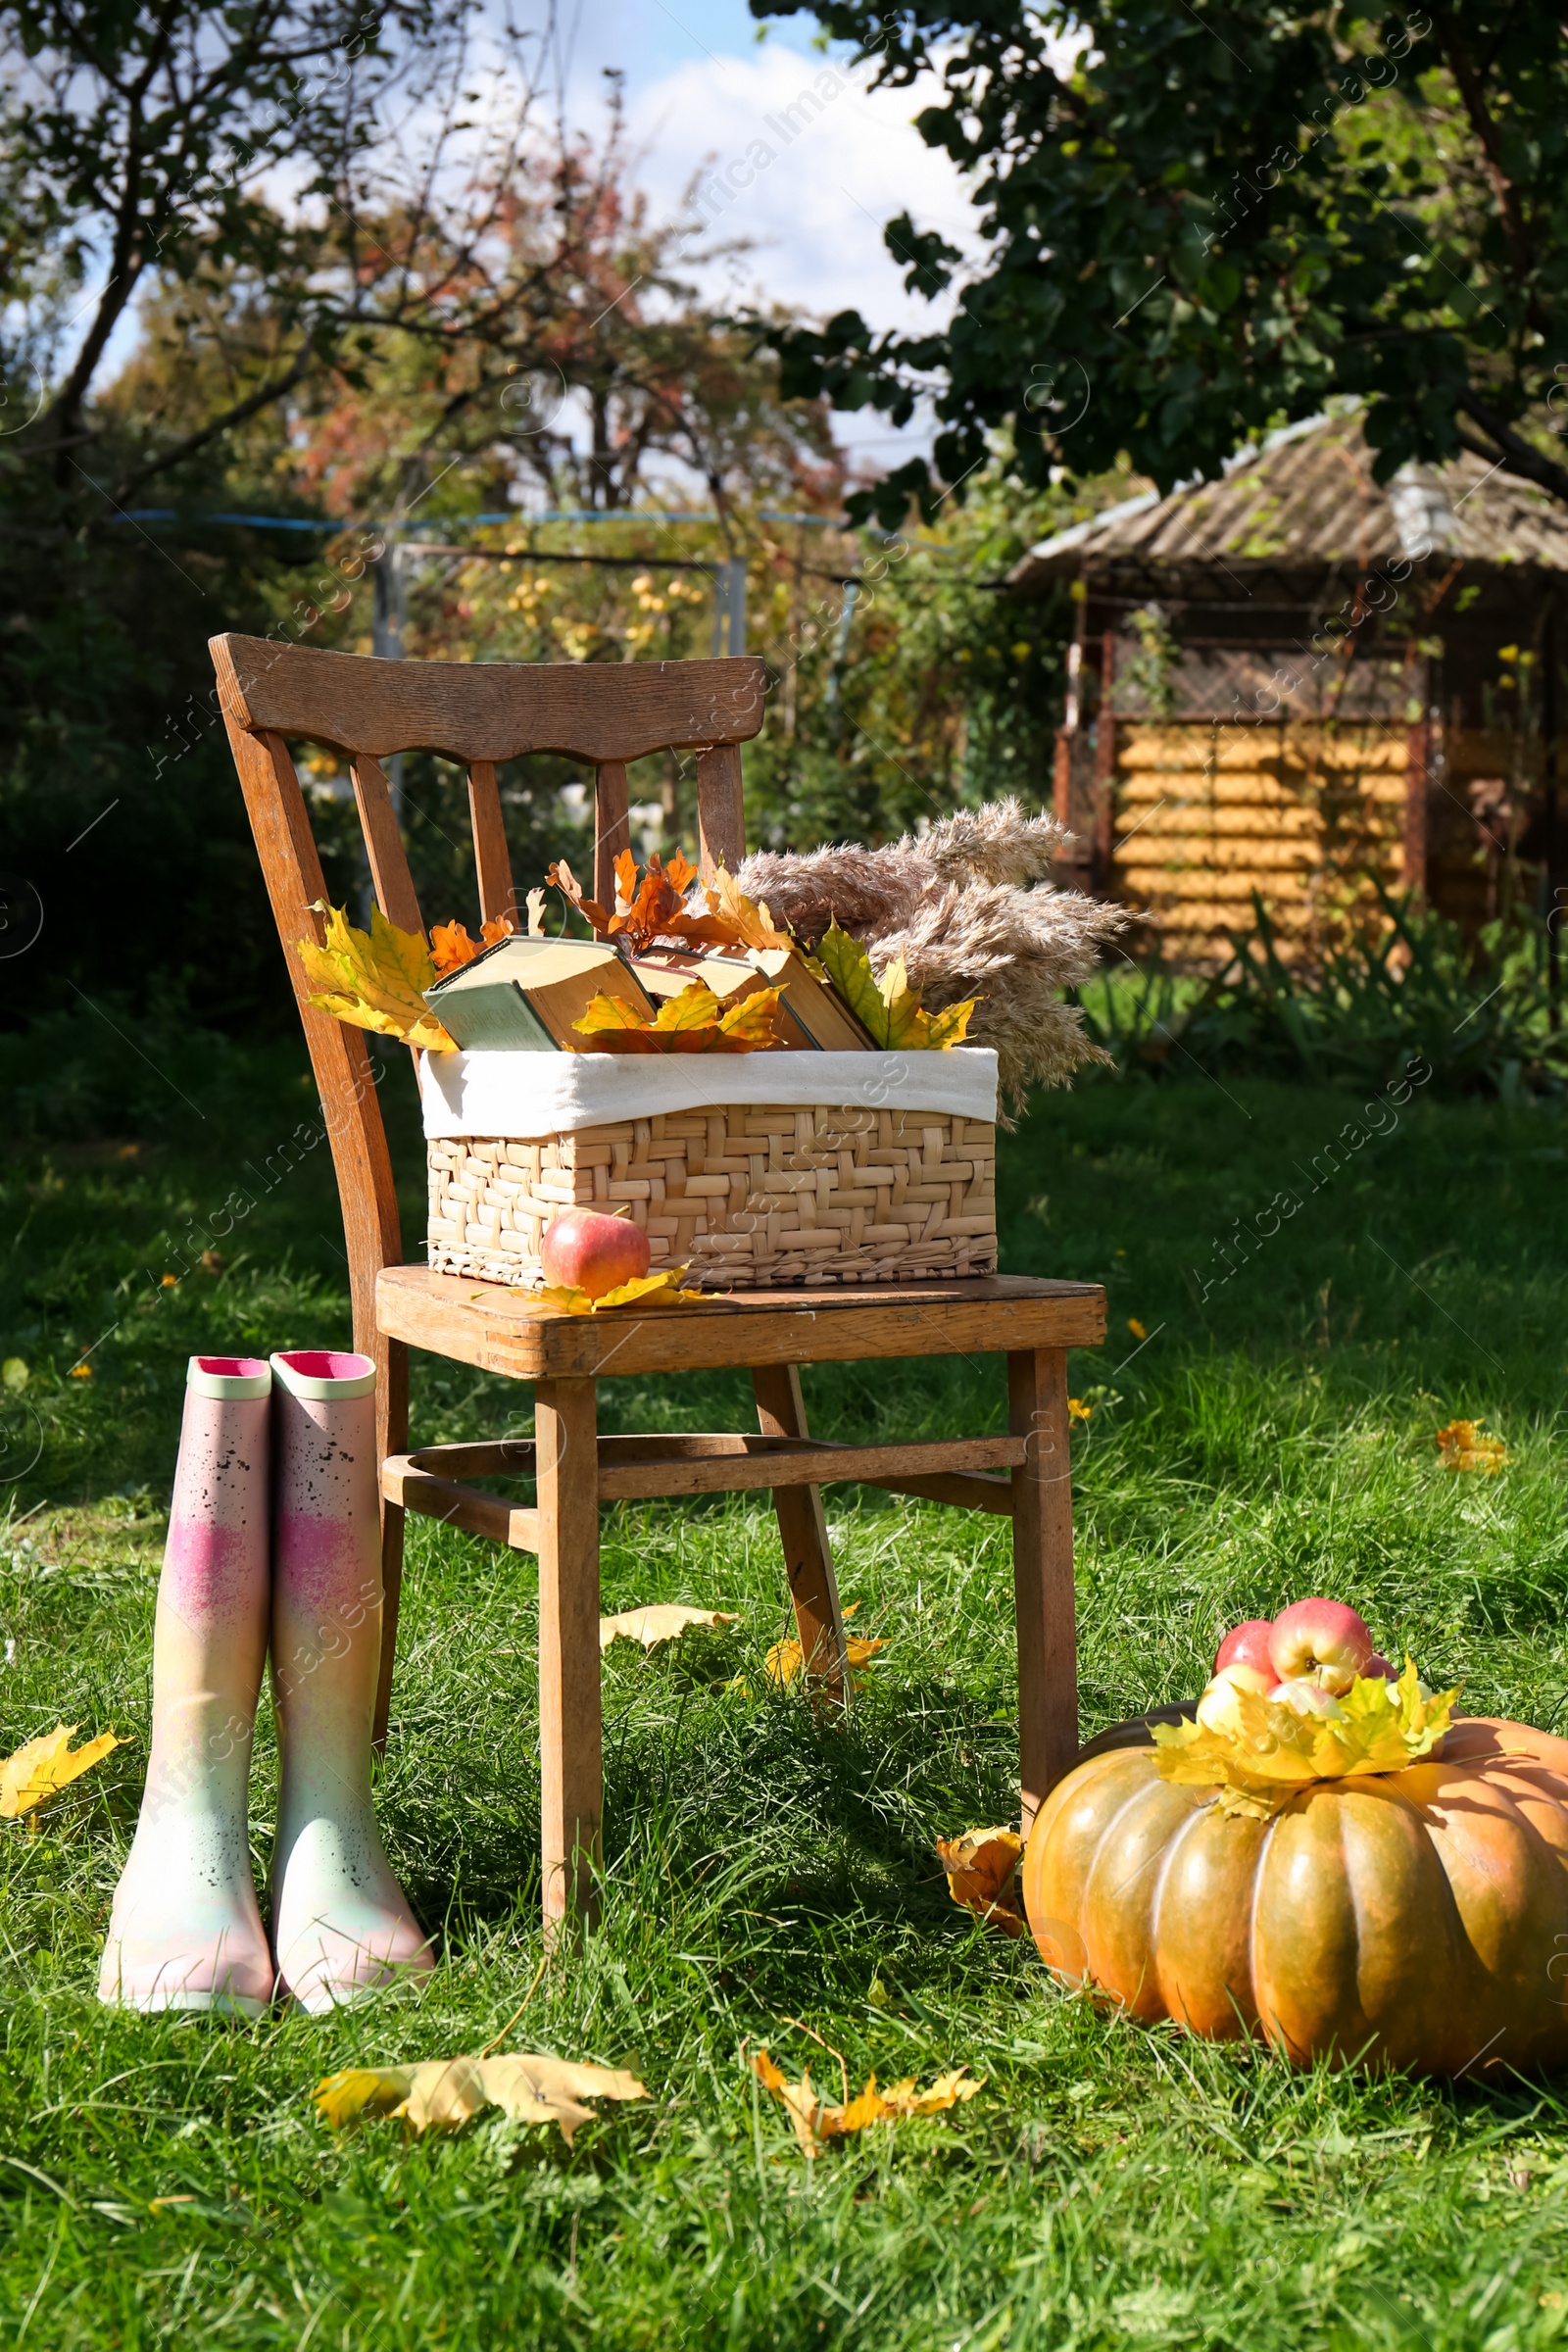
(211, 634, 768, 765)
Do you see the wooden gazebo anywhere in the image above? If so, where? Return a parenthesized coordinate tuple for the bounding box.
(1006, 412, 1568, 966)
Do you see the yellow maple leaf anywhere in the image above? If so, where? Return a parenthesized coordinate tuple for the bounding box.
(764, 1603, 886, 1689)
(704, 867, 794, 953)
(316, 2051, 646, 2144)
(1, 1723, 123, 1819)
(813, 925, 974, 1050)
(295, 903, 455, 1052)
(519, 1270, 705, 1316)
(935, 1825, 1026, 1936)
(1436, 1419, 1508, 1473)
(572, 980, 784, 1054)
(600, 1604, 741, 1651)
(1152, 1659, 1457, 1818)
(752, 2049, 981, 2157)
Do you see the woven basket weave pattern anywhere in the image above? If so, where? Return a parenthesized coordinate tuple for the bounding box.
(427, 1104, 997, 1288)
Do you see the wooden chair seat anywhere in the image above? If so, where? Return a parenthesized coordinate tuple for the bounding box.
(212, 627, 1106, 1941)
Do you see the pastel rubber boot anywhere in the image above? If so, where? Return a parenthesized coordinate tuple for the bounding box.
(269, 1349, 432, 2010)
(98, 1356, 274, 2017)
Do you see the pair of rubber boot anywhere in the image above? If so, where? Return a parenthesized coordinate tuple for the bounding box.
(98, 1349, 431, 2017)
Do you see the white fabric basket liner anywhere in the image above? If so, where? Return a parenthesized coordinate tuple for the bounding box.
(419, 1047, 999, 1141)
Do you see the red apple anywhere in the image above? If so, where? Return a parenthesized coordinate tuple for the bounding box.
(1366, 1652, 1396, 1680)
(540, 1206, 650, 1300)
(1268, 1598, 1375, 1696)
(1214, 1618, 1276, 1678)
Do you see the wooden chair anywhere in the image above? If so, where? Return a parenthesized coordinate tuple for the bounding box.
(211, 632, 1106, 1939)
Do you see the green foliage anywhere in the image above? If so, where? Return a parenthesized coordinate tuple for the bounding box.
(753, 0, 1568, 525)
(3, 1049, 1568, 2339)
(1078, 887, 1568, 1097)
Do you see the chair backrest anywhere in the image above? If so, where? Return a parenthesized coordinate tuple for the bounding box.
(210, 632, 768, 1404)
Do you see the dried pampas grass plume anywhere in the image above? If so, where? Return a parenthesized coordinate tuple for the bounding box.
(736, 799, 1131, 1124)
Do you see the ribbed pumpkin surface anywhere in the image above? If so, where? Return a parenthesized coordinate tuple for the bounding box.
(1020, 1718, 1568, 2075)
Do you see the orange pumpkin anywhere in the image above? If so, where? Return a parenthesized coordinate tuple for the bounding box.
(1021, 1717, 1568, 2075)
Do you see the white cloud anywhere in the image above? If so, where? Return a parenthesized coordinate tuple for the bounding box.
(612, 40, 982, 471)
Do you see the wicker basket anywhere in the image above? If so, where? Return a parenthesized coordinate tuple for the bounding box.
(426, 1100, 998, 1289)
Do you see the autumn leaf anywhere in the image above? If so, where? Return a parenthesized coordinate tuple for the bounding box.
(1436, 1419, 1508, 1473)
(704, 867, 793, 953)
(1152, 1659, 1457, 1818)
(600, 1604, 741, 1652)
(316, 2051, 647, 2144)
(551, 852, 737, 956)
(429, 918, 479, 975)
(517, 1270, 706, 1316)
(546, 857, 612, 934)
(935, 1826, 1026, 1937)
(1, 1723, 123, 1819)
(813, 925, 975, 1050)
(572, 980, 785, 1054)
(716, 988, 786, 1049)
(752, 2049, 982, 2157)
(764, 1604, 886, 1690)
(295, 903, 456, 1052)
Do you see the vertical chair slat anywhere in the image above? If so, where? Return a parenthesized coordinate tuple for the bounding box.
(593, 759, 631, 907)
(222, 719, 411, 1510)
(467, 760, 517, 927)
(351, 754, 424, 934)
(695, 742, 745, 877)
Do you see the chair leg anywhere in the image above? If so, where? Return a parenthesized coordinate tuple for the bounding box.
(372, 1335, 410, 1756)
(753, 1363, 847, 1708)
(535, 1375, 602, 1943)
(1007, 1347, 1079, 1838)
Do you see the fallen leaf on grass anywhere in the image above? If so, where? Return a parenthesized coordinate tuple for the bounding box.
(753, 2049, 981, 2157)
(764, 1603, 886, 1690)
(600, 1604, 741, 1652)
(1436, 1419, 1508, 1474)
(316, 2052, 647, 2144)
(1, 1723, 123, 1819)
(935, 1826, 1026, 1936)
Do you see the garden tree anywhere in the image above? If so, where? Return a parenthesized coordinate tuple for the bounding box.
(750, 1, 1568, 524)
(0, 1, 858, 1019)
(1, 0, 436, 495)
(109, 142, 844, 526)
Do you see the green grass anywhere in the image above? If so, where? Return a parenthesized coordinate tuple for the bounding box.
(3, 1020, 1568, 2348)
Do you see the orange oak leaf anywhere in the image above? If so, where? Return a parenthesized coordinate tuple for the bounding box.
(935, 1826, 1026, 1936)
(1436, 1419, 1508, 1473)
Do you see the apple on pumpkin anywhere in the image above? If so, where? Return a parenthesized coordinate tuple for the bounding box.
(1268, 1597, 1375, 1695)
(540, 1205, 650, 1300)
(1197, 1660, 1273, 1736)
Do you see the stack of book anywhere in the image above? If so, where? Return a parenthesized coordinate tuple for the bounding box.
(423, 934, 874, 1054)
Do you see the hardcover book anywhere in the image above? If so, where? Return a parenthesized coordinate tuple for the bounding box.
(424, 935, 657, 1052)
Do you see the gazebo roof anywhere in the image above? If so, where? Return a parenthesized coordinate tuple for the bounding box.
(1005, 412, 1568, 594)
